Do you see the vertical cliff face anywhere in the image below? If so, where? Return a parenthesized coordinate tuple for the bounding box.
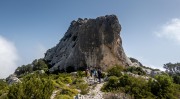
(44, 15, 131, 73)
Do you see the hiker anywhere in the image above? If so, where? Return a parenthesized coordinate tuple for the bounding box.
(97, 68, 102, 83)
(92, 68, 97, 82)
(90, 67, 93, 77)
(85, 68, 90, 79)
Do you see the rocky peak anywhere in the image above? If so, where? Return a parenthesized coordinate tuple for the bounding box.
(44, 15, 131, 73)
(129, 57, 143, 67)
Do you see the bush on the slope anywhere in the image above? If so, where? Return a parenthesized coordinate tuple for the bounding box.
(79, 83, 89, 95)
(64, 77, 72, 84)
(148, 75, 177, 99)
(102, 76, 119, 91)
(7, 75, 54, 99)
(55, 87, 78, 98)
(55, 95, 72, 99)
(124, 66, 146, 75)
(14, 64, 33, 76)
(71, 77, 89, 95)
(102, 74, 180, 99)
(107, 65, 123, 77)
(172, 75, 180, 84)
(32, 59, 49, 71)
(77, 71, 86, 77)
(102, 75, 155, 98)
(14, 58, 49, 77)
(0, 80, 8, 96)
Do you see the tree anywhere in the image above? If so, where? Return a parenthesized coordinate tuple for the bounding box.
(172, 75, 180, 84)
(14, 64, 33, 76)
(107, 65, 123, 77)
(148, 75, 175, 99)
(164, 62, 180, 74)
(163, 62, 180, 84)
(32, 59, 48, 71)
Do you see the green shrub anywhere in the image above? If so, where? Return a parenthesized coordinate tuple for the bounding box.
(32, 59, 48, 71)
(148, 75, 176, 99)
(7, 75, 54, 99)
(60, 87, 78, 97)
(7, 83, 24, 99)
(107, 66, 123, 77)
(119, 75, 132, 87)
(52, 80, 65, 89)
(101, 72, 107, 78)
(102, 75, 155, 98)
(173, 84, 180, 98)
(55, 95, 72, 99)
(15, 64, 33, 76)
(172, 75, 180, 84)
(58, 73, 71, 78)
(125, 66, 146, 75)
(56, 80, 65, 86)
(108, 76, 119, 87)
(101, 76, 119, 91)
(77, 71, 86, 77)
(79, 83, 89, 95)
(0, 80, 8, 96)
(71, 78, 88, 94)
(64, 77, 72, 84)
(0, 93, 8, 99)
(103, 74, 180, 99)
(72, 78, 85, 84)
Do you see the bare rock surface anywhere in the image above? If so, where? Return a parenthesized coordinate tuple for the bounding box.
(44, 15, 131, 72)
(6, 74, 21, 85)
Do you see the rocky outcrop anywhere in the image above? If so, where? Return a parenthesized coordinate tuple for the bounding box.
(44, 15, 131, 73)
(6, 74, 21, 85)
(129, 57, 143, 67)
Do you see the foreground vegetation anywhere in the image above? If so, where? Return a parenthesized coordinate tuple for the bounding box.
(0, 59, 89, 99)
(0, 60, 180, 99)
(102, 65, 180, 99)
(0, 72, 90, 99)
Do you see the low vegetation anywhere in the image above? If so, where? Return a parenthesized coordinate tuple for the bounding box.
(0, 59, 91, 99)
(101, 65, 180, 99)
(124, 66, 146, 75)
(1, 61, 180, 99)
(0, 79, 8, 96)
(107, 65, 124, 77)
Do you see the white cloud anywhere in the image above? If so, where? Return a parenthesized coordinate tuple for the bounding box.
(0, 35, 19, 78)
(155, 18, 180, 43)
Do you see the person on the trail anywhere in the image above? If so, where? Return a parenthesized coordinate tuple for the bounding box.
(92, 68, 97, 82)
(85, 68, 90, 79)
(90, 67, 93, 77)
(97, 68, 102, 83)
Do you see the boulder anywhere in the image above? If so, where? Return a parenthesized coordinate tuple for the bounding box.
(6, 74, 21, 85)
(44, 15, 131, 73)
(129, 57, 143, 67)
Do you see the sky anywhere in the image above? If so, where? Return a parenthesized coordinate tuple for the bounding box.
(0, 0, 180, 78)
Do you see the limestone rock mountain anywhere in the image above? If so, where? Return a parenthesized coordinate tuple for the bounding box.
(44, 15, 131, 73)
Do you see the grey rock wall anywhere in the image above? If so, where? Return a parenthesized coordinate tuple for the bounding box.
(44, 15, 131, 73)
